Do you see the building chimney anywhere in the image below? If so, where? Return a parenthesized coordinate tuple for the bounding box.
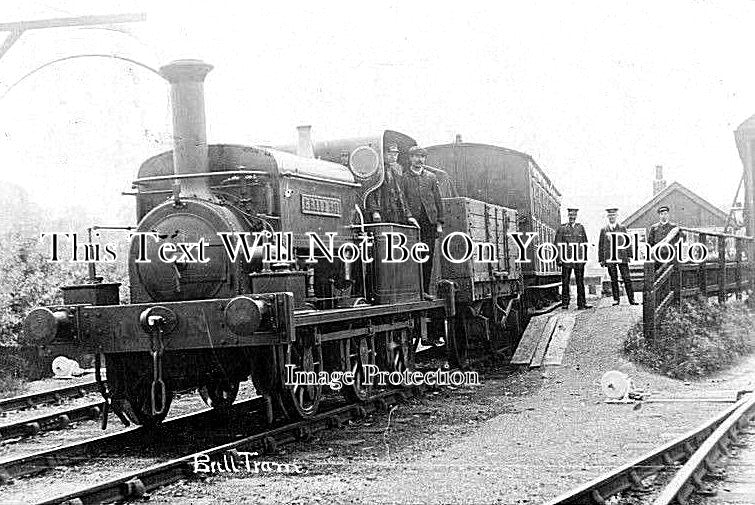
(454, 133, 463, 144)
(297, 125, 314, 158)
(653, 164, 667, 196)
(159, 59, 214, 198)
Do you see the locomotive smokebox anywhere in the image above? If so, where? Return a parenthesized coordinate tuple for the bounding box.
(159, 59, 214, 198)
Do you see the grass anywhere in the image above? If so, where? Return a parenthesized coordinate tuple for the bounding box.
(0, 353, 27, 398)
(624, 299, 755, 380)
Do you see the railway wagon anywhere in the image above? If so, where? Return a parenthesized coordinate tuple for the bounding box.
(424, 141, 562, 312)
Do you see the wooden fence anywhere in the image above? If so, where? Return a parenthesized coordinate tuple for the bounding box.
(642, 227, 755, 341)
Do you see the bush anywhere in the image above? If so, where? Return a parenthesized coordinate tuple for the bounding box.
(624, 299, 755, 380)
(0, 233, 88, 346)
(0, 353, 27, 397)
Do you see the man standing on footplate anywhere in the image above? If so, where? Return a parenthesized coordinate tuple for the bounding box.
(365, 142, 415, 225)
(400, 145, 444, 299)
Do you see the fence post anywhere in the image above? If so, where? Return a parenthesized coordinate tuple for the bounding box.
(718, 236, 727, 303)
(643, 261, 656, 342)
(698, 233, 707, 300)
(672, 258, 681, 306)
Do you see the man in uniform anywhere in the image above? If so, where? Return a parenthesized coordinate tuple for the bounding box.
(400, 145, 444, 297)
(647, 205, 677, 246)
(598, 208, 638, 306)
(554, 208, 592, 310)
(365, 143, 414, 224)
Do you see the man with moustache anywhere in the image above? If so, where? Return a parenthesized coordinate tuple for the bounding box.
(400, 145, 444, 298)
(598, 208, 638, 306)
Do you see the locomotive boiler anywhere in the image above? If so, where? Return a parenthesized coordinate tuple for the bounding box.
(23, 59, 554, 428)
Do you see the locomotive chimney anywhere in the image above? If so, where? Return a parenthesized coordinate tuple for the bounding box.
(159, 59, 214, 198)
(297, 125, 314, 158)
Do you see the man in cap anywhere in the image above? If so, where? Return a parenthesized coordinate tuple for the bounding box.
(554, 208, 592, 310)
(647, 205, 677, 246)
(598, 208, 638, 306)
(400, 145, 444, 297)
(366, 143, 415, 224)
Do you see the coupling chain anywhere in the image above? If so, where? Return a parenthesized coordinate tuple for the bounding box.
(150, 324, 167, 416)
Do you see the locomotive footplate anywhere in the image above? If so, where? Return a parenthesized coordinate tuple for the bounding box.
(74, 293, 294, 353)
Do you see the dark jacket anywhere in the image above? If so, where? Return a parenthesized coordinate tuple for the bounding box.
(647, 221, 677, 246)
(598, 224, 633, 263)
(554, 222, 588, 265)
(365, 163, 412, 223)
(424, 165, 458, 198)
(400, 166, 444, 225)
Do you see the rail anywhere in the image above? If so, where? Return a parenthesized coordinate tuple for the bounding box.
(0, 381, 100, 413)
(543, 392, 754, 504)
(31, 388, 414, 505)
(642, 226, 755, 341)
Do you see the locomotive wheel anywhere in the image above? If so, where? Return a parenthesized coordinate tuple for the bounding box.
(385, 329, 413, 379)
(199, 379, 240, 415)
(278, 341, 323, 419)
(120, 376, 173, 427)
(341, 336, 376, 402)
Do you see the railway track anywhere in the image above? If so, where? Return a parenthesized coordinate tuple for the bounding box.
(0, 343, 448, 446)
(544, 393, 755, 505)
(701, 426, 755, 504)
(0, 401, 105, 442)
(0, 396, 264, 485)
(0, 381, 100, 413)
(24, 387, 414, 505)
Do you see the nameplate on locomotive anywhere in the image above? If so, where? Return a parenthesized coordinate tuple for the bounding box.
(300, 194, 342, 217)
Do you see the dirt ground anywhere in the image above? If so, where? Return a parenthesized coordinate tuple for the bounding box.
(141, 298, 755, 505)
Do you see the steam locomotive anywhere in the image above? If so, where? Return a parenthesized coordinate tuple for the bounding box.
(23, 60, 561, 427)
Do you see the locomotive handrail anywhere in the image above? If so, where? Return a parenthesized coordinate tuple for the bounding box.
(280, 171, 362, 187)
(131, 170, 269, 186)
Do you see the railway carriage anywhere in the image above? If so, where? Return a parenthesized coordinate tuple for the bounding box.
(22, 59, 560, 427)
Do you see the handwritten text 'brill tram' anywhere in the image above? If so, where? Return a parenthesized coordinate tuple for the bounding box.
(42, 231, 708, 265)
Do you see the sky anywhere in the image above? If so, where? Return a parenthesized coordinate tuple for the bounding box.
(0, 0, 754, 240)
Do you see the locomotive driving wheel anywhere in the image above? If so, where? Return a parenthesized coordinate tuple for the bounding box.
(384, 327, 413, 378)
(199, 379, 240, 416)
(278, 338, 323, 419)
(341, 335, 377, 402)
(119, 375, 174, 427)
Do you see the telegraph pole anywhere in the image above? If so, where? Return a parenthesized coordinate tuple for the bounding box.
(0, 12, 145, 61)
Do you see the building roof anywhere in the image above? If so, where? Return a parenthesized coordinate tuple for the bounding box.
(623, 181, 728, 228)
